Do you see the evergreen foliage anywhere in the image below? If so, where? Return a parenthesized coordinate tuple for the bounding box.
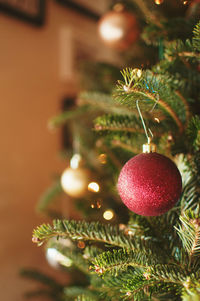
(28, 1, 200, 300)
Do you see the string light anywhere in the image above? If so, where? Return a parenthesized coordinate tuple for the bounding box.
(154, 0, 164, 5)
(103, 209, 114, 220)
(88, 182, 100, 193)
(98, 153, 107, 164)
(91, 199, 102, 209)
(154, 117, 160, 123)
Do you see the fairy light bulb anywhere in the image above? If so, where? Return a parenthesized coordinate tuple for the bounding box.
(154, 0, 164, 4)
(88, 182, 100, 193)
(91, 199, 102, 209)
(154, 117, 160, 123)
(103, 209, 114, 220)
(98, 153, 107, 164)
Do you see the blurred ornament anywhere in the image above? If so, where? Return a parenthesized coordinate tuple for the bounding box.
(103, 209, 114, 220)
(88, 182, 100, 193)
(61, 154, 91, 198)
(154, 0, 164, 5)
(98, 5, 140, 51)
(46, 237, 73, 269)
(90, 199, 102, 209)
(117, 140, 182, 216)
(98, 153, 107, 164)
(46, 248, 72, 269)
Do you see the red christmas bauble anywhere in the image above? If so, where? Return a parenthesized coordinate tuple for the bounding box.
(98, 9, 139, 51)
(117, 152, 182, 216)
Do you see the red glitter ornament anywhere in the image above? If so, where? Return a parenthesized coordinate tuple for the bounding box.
(117, 152, 182, 216)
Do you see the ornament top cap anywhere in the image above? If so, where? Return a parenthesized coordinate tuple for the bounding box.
(142, 137, 156, 153)
(113, 3, 124, 12)
(70, 154, 83, 169)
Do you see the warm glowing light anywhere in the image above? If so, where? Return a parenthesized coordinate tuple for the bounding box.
(77, 241, 85, 249)
(168, 134, 173, 142)
(154, 117, 160, 123)
(91, 199, 102, 209)
(70, 154, 82, 169)
(99, 21, 124, 41)
(46, 248, 72, 268)
(98, 153, 107, 164)
(183, 0, 188, 4)
(88, 182, 100, 193)
(154, 0, 164, 4)
(103, 209, 114, 220)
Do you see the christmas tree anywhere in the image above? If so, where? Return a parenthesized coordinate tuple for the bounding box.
(30, 1, 200, 300)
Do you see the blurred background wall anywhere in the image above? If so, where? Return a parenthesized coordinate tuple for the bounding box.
(0, 1, 117, 300)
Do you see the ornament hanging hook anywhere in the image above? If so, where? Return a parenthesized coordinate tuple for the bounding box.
(136, 100, 156, 153)
(136, 99, 153, 142)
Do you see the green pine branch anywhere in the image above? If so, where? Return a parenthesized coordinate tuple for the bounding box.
(181, 176, 200, 211)
(187, 116, 200, 151)
(75, 295, 97, 301)
(20, 268, 64, 301)
(128, 210, 181, 259)
(149, 264, 186, 284)
(79, 92, 134, 115)
(165, 39, 200, 61)
(36, 180, 63, 213)
(65, 287, 99, 301)
(93, 248, 164, 276)
(33, 220, 138, 250)
(94, 114, 143, 134)
(101, 270, 181, 301)
(48, 105, 91, 129)
(47, 240, 90, 274)
(113, 69, 186, 132)
(175, 210, 200, 265)
(192, 21, 200, 52)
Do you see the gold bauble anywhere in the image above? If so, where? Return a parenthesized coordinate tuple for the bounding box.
(61, 167, 90, 198)
(98, 9, 139, 51)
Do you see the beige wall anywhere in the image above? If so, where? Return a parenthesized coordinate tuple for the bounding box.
(0, 1, 118, 300)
